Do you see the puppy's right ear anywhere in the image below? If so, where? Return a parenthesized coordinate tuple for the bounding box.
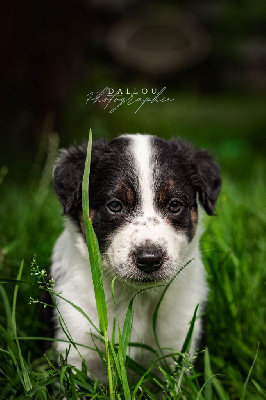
(53, 144, 86, 217)
(53, 139, 108, 217)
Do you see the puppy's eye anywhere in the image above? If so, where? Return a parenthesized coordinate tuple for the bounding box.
(168, 200, 183, 214)
(107, 200, 123, 213)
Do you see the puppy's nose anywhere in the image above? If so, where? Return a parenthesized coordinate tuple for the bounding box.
(134, 248, 163, 273)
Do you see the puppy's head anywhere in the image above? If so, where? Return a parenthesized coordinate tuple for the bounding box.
(54, 134, 221, 284)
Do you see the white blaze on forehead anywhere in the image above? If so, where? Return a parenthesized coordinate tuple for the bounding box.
(131, 134, 155, 214)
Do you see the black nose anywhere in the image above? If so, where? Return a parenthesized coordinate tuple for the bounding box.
(134, 248, 163, 274)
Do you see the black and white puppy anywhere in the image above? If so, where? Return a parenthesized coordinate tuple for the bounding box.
(51, 134, 221, 381)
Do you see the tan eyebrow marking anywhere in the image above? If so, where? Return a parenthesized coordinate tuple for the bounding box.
(114, 180, 135, 206)
(157, 179, 175, 203)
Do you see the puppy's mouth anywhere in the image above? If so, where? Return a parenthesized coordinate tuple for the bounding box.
(112, 269, 170, 286)
(124, 272, 169, 285)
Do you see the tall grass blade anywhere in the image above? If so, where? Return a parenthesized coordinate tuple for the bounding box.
(121, 297, 134, 360)
(11, 260, 32, 392)
(204, 348, 213, 400)
(109, 341, 122, 382)
(117, 297, 134, 400)
(0, 323, 18, 361)
(177, 303, 199, 365)
(69, 368, 79, 400)
(82, 129, 114, 399)
(195, 348, 228, 400)
(82, 128, 108, 334)
(0, 285, 12, 333)
(240, 342, 259, 400)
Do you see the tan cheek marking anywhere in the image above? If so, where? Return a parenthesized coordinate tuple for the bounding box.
(79, 210, 95, 237)
(89, 209, 95, 222)
(126, 188, 135, 206)
(115, 181, 135, 206)
(190, 207, 198, 236)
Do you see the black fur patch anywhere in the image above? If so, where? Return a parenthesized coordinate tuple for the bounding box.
(53, 137, 139, 251)
(151, 136, 221, 240)
(89, 137, 140, 251)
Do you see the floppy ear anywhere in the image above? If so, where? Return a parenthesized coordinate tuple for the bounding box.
(190, 149, 221, 215)
(53, 139, 108, 218)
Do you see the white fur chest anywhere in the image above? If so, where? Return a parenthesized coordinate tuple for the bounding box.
(51, 222, 207, 379)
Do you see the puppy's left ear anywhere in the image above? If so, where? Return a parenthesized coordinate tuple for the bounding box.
(191, 149, 221, 215)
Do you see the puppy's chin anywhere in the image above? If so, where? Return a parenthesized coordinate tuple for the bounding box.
(113, 273, 168, 291)
(122, 272, 168, 285)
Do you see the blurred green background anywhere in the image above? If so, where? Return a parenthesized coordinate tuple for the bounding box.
(0, 0, 265, 397)
(1, 0, 265, 179)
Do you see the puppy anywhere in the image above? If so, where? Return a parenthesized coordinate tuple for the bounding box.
(51, 134, 221, 382)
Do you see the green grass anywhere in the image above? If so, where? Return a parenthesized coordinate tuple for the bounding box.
(0, 133, 265, 399)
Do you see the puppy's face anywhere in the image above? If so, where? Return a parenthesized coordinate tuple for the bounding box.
(54, 134, 221, 284)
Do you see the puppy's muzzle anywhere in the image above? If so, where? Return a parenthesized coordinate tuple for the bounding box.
(133, 247, 164, 274)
